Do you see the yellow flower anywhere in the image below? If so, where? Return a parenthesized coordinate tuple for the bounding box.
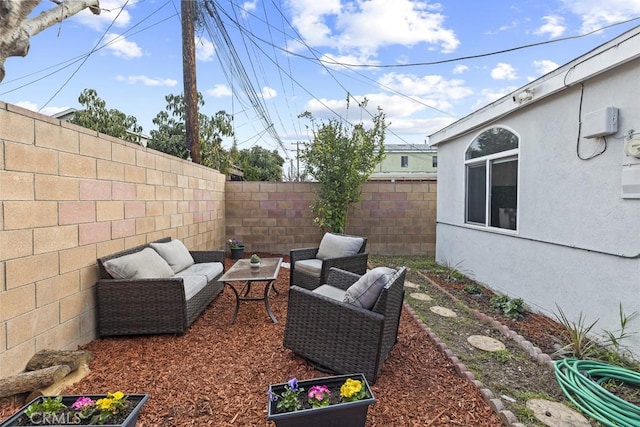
(96, 398, 112, 410)
(109, 391, 125, 401)
(340, 378, 362, 398)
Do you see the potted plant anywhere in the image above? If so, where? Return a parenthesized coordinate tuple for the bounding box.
(250, 253, 261, 269)
(267, 374, 375, 427)
(0, 391, 149, 426)
(227, 238, 245, 259)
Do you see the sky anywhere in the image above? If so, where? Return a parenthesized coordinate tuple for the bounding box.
(2, 0, 640, 165)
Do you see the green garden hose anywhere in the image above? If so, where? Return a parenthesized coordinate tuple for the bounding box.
(553, 358, 640, 427)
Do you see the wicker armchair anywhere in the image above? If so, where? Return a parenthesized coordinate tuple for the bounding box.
(283, 267, 407, 384)
(289, 233, 368, 290)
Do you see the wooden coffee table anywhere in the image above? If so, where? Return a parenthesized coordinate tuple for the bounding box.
(218, 257, 282, 324)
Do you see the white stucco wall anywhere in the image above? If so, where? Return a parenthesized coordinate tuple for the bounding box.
(435, 59, 640, 356)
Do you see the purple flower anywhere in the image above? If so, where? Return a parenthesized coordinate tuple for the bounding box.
(288, 378, 299, 392)
(269, 390, 278, 402)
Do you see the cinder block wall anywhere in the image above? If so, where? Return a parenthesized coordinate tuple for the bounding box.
(0, 103, 226, 377)
(225, 180, 437, 256)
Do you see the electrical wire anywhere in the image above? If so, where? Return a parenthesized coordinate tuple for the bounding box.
(554, 358, 640, 427)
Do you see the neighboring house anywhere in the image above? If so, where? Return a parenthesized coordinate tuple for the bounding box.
(429, 26, 640, 357)
(51, 108, 150, 146)
(371, 143, 437, 180)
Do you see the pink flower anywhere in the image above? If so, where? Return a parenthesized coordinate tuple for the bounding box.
(71, 396, 95, 410)
(307, 385, 330, 401)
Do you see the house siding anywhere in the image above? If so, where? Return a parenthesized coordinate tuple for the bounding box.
(434, 49, 640, 356)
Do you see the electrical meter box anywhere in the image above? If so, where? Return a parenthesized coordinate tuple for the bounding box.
(582, 107, 618, 139)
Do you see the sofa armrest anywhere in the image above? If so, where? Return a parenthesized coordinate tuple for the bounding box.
(190, 250, 225, 267)
(320, 252, 369, 286)
(325, 268, 361, 291)
(96, 277, 188, 336)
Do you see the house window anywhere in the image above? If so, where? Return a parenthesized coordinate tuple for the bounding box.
(465, 127, 519, 230)
(401, 156, 409, 167)
(432, 156, 438, 168)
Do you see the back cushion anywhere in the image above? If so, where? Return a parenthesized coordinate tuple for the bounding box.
(150, 239, 195, 273)
(103, 247, 175, 279)
(316, 233, 364, 260)
(344, 267, 396, 309)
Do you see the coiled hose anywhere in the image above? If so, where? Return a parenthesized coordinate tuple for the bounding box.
(553, 358, 640, 427)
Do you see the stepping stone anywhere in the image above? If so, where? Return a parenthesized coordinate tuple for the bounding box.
(409, 292, 432, 301)
(430, 306, 457, 318)
(526, 399, 591, 427)
(404, 280, 419, 289)
(281, 262, 290, 269)
(467, 335, 506, 352)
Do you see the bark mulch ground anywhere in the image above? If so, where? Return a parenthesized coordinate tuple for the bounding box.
(0, 256, 501, 426)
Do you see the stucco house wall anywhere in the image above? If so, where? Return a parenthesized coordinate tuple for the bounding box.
(431, 28, 640, 356)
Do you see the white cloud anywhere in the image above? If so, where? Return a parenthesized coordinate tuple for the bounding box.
(207, 84, 233, 97)
(14, 101, 39, 112)
(262, 87, 277, 99)
(103, 33, 143, 58)
(288, 0, 459, 59)
(535, 15, 566, 38)
(115, 75, 178, 87)
(378, 73, 473, 103)
(453, 65, 469, 74)
(76, 0, 132, 31)
(533, 59, 559, 75)
(196, 38, 215, 62)
(491, 63, 518, 80)
(319, 52, 379, 69)
(472, 86, 519, 110)
(560, 0, 640, 33)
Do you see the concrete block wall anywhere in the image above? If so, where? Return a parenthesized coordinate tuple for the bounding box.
(225, 180, 437, 256)
(0, 103, 226, 377)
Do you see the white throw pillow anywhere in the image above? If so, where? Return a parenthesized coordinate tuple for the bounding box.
(103, 247, 175, 279)
(150, 239, 195, 273)
(316, 233, 364, 260)
(344, 267, 396, 309)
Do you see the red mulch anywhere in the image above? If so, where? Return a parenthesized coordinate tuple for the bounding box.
(0, 256, 501, 426)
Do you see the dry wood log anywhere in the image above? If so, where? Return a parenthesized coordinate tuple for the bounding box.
(0, 365, 71, 398)
(25, 349, 92, 372)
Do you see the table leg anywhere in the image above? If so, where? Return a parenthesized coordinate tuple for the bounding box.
(225, 283, 241, 324)
(264, 280, 277, 323)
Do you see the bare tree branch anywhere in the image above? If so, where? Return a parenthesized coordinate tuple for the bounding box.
(0, 0, 100, 82)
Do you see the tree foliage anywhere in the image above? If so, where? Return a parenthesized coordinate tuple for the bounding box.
(235, 145, 284, 181)
(300, 100, 387, 233)
(70, 89, 143, 143)
(148, 92, 233, 171)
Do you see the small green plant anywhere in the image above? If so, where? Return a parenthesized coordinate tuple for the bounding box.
(24, 396, 66, 418)
(490, 294, 525, 319)
(250, 253, 261, 263)
(463, 284, 483, 295)
(492, 349, 515, 363)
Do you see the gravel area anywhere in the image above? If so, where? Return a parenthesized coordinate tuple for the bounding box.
(1, 257, 501, 426)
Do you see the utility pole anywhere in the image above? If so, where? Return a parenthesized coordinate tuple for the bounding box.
(181, 0, 200, 163)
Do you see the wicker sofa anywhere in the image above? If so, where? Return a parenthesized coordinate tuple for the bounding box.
(96, 237, 225, 337)
(284, 266, 406, 384)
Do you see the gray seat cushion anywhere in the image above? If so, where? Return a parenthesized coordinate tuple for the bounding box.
(316, 233, 364, 260)
(150, 239, 195, 273)
(344, 267, 397, 309)
(177, 262, 224, 282)
(312, 284, 347, 301)
(180, 274, 208, 301)
(294, 259, 323, 278)
(103, 247, 175, 280)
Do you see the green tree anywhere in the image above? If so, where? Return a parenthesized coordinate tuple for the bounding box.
(236, 145, 284, 181)
(300, 100, 387, 233)
(148, 92, 233, 170)
(70, 89, 143, 143)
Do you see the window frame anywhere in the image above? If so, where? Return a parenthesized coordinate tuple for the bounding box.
(464, 126, 520, 232)
(401, 155, 409, 168)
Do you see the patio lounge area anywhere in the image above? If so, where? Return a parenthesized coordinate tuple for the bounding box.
(0, 256, 500, 426)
